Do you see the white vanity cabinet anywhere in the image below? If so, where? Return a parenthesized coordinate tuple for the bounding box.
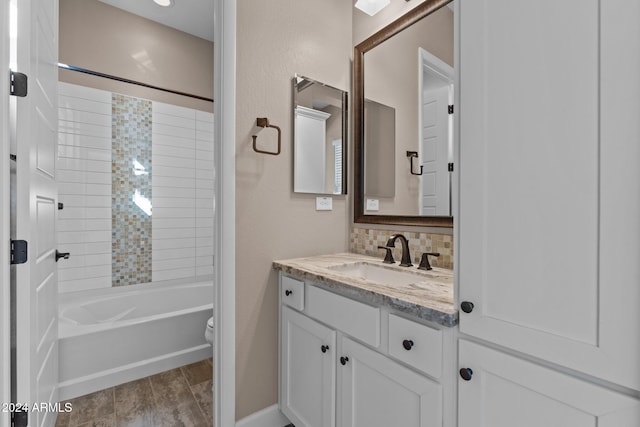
(458, 340, 640, 427)
(281, 306, 336, 427)
(339, 336, 442, 427)
(279, 273, 454, 427)
(457, 0, 640, 422)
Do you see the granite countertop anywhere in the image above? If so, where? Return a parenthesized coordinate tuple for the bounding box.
(273, 253, 457, 327)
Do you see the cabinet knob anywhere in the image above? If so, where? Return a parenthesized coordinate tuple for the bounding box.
(459, 368, 473, 381)
(340, 356, 349, 366)
(321, 345, 329, 353)
(460, 301, 474, 313)
(285, 289, 293, 296)
(402, 339, 414, 351)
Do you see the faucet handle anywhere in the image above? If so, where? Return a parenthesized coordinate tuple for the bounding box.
(418, 252, 440, 270)
(377, 246, 395, 264)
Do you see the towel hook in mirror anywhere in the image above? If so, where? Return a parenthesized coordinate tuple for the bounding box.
(406, 151, 423, 175)
(252, 117, 281, 155)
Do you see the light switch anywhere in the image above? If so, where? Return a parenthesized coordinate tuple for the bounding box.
(316, 197, 333, 211)
(366, 199, 379, 211)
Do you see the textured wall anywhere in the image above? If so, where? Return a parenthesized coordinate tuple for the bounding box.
(235, 0, 352, 419)
(59, 0, 213, 112)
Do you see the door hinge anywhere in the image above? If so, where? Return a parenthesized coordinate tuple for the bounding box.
(11, 410, 28, 427)
(10, 71, 28, 97)
(10, 240, 28, 265)
(448, 104, 454, 114)
(10, 154, 17, 162)
(448, 163, 454, 172)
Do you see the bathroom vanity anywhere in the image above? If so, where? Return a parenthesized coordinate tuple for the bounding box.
(274, 254, 457, 427)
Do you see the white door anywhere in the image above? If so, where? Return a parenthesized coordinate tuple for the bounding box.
(14, 0, 59, 425)
(281, 307, 336, 427)
(1, 2, 12, 427)
(294, 106, 331, 194)
(458, 340, 640, 427)
(420, 85, 449, 216)
(338, 337, 441, 427)
(458, 0, 640, 391)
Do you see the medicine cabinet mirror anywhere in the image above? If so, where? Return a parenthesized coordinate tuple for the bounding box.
(354, 0, 454, 227)
(293, 75, 348, 195)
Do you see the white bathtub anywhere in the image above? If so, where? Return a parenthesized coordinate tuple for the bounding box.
(58, 280, 213, 401)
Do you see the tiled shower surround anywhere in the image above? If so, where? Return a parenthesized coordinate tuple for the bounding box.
(57, 82, 214, 292)
(111, 94, 153, 286)
(350, 227, 453, 269)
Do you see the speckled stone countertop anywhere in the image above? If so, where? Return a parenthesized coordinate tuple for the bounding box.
(273, 253, 457, 327)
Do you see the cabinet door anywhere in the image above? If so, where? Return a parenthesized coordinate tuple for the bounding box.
(281, 307, 336, 427)
(458, 0, 640, 390)
(458, 341, 640, 427)
(338, 337, 442, 427)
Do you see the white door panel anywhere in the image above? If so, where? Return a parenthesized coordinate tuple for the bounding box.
(281, 307, 336, 427)
(458, 0, 640, 390)
(339, 337, 441, 427)
(420, 86, 449, 216)
(458, 341, 640, 427)
(14, 0, 59, 425)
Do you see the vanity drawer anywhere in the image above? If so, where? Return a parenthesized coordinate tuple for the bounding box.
(281, 276, 305, 311)
(305, 285, 380, 347)
(388, 314, 443, 378)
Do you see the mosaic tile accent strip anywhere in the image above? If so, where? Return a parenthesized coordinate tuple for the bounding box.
(350, 227, 453, 269)
(112, 94, 153, 286)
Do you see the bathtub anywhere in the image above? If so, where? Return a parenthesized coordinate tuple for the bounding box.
(58, 280, 213, 401)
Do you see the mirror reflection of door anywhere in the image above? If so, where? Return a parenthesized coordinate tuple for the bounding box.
(419, 48, 454, 216)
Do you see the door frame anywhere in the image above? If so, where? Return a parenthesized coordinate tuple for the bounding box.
(213, 0, 236, 426)
(418, 47, 454, 216)
(1, 0, 11, 425)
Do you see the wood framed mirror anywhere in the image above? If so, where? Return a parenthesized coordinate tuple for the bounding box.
(353, 0, 453, 227)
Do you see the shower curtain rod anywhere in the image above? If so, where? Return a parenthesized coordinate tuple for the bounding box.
(58, 63, 214, 103)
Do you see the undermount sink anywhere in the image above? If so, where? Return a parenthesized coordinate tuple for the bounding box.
(328, 262, 433, 286)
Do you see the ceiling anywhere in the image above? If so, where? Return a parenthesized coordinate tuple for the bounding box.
(98, 0, 214, 42)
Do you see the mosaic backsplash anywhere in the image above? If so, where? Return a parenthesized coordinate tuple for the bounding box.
(112, 94, 153, 286)
(350, 227, 453, 270)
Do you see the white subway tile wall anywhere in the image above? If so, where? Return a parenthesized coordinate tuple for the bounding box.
(57, 82, 113, 293)
(151, 102, 214, 281)
(151, 102, 197, 282)
(195, 111, 215, 277)
(57, 83, 215, 292)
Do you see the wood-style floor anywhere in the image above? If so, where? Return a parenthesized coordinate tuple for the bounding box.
(55, 359, 213, 427)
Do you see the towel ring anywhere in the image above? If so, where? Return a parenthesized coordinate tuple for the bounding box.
(252, 117, 281, 155)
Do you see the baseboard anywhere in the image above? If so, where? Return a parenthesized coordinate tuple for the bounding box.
(235, 404, 290, 427)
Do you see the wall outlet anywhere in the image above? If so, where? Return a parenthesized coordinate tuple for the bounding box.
(366, 199, 379, 211)
(316, 197, 333, 211)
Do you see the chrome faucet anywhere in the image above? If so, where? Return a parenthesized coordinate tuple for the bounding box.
(385, 234, 412, 267)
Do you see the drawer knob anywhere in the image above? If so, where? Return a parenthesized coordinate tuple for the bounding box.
(321, 345, 329, 353)
(402, 339, 414, 351)
(285, 289, 293, 296)
(460, 301, 474, 313)
(340, 356, 349, 366)
(459, 368, 473, 381)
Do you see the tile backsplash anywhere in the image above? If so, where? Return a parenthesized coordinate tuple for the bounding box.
(350, 227, 453, 269)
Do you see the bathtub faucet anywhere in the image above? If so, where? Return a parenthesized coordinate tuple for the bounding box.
(385, 234, 412, 267)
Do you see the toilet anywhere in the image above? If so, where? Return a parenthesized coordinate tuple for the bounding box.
(205, 316, 214, 345)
